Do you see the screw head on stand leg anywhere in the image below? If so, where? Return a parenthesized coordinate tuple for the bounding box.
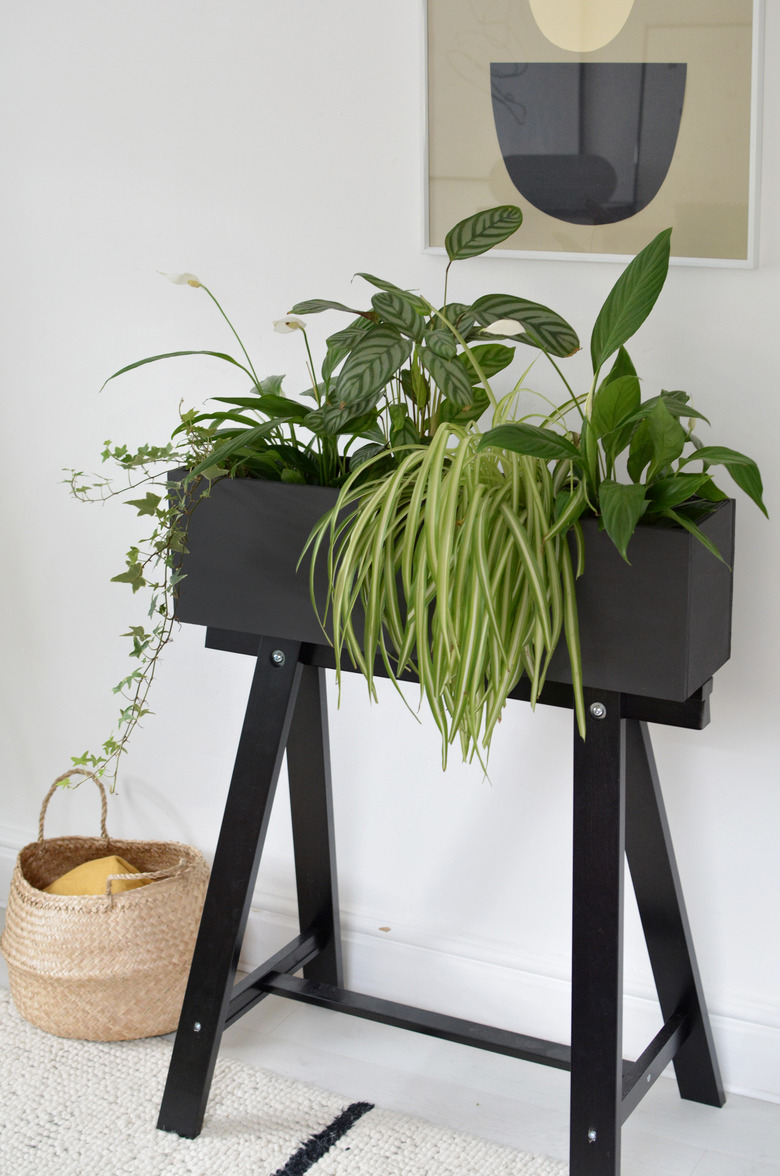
(588, 1129, 597, 1143)
(271, 649, 286, 667)
(589, 701, 607, 720)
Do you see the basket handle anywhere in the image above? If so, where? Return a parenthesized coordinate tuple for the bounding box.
(39, 768, 109, 843)
(103, 857, 188, 899)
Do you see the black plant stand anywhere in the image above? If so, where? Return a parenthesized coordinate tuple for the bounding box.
(157, 629, 725, 1176)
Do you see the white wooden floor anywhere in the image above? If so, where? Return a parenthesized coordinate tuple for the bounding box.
(1, 911, 779, 1175)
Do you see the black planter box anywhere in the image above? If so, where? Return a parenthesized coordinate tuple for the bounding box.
(545, 500, 734, 700)
(174, 475, 735, 702)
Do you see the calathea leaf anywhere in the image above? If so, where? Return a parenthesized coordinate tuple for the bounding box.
(400, 364, 430, 410)
(356, 273, 428, 311)
(472, 295, 580, 358)
(598, 480, 648, 561)
(350, 442, 387, 469)
(445, 205, 523, 261)
(388, 404, 421, 448)
(590, 228, 672, 374)
(456, 343, 515, 383)
(371, 291, 426, 341)
(424, 328, 457, 359)
(438, 390, 490, 424)
(419, 348, 475, 406)
(438, 303, 478, 338)
(291, 298, 369, 316)
(334, 325, 413, 407)
(322, 317, 374, 382)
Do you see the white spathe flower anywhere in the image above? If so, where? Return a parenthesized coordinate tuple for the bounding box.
(159, 271, 202, 288)
(273, 316, 307, 333)
(481, 318, 525, 336)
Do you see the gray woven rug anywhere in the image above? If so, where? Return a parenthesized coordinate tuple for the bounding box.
(0, 989, 566, 1175)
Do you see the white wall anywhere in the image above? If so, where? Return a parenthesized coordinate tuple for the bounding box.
(1, 0, 779, 1101)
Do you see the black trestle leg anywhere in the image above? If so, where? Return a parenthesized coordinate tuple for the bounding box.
(286, 663, 343, 986)
(570, 689, 625, 1176)
(157, 635, 303, 1139)
(624, 720, 725, 1107)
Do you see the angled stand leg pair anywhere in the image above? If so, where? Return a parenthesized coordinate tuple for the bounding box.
(157, 633, 724, 1176)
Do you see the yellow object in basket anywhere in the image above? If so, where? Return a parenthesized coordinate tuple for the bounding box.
(44, 854, 150, 896)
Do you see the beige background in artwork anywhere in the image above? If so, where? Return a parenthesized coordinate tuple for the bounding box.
(427, 0, 754, 259)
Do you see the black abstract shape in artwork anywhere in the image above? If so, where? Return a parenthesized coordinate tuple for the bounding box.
(491, 62, 686, 225)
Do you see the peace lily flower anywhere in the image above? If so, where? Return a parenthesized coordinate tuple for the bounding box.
(481, 318, 526, 336)
(159, 271, 202, 288)
(274, 316, 307, 333)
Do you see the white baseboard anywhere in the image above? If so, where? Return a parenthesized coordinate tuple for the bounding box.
(241, 887, 780, 1106)
(2, 829, 778, 1103)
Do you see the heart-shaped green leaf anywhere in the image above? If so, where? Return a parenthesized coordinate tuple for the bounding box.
(591, 374, 641, 438)
(599, 480, 648, 561)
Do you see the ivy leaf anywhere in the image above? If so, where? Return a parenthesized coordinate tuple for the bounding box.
(111, 562, 146, 592)
(125, 492, 162, 517)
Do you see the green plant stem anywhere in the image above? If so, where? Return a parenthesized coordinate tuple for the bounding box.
(201, 285, 261, 388)
(544, 353, 585, 422)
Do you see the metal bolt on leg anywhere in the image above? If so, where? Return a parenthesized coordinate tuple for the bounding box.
(271, 650, 286, 667)
(588, 1129, 597, 1144)
(589, 701, 607, 720)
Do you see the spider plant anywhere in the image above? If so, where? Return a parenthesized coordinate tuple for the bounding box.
(306, 422, 584, 765)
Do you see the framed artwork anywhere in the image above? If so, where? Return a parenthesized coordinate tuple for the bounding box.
(425, 0, 763, 265)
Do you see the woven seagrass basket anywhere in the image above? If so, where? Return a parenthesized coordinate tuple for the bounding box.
(0, 769, 209, 1041)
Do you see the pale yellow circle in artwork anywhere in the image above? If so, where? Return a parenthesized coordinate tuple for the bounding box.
(528, 0, 636, 52)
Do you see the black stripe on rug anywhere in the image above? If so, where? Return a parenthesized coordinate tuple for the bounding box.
(272, 1101, 375, 1176)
